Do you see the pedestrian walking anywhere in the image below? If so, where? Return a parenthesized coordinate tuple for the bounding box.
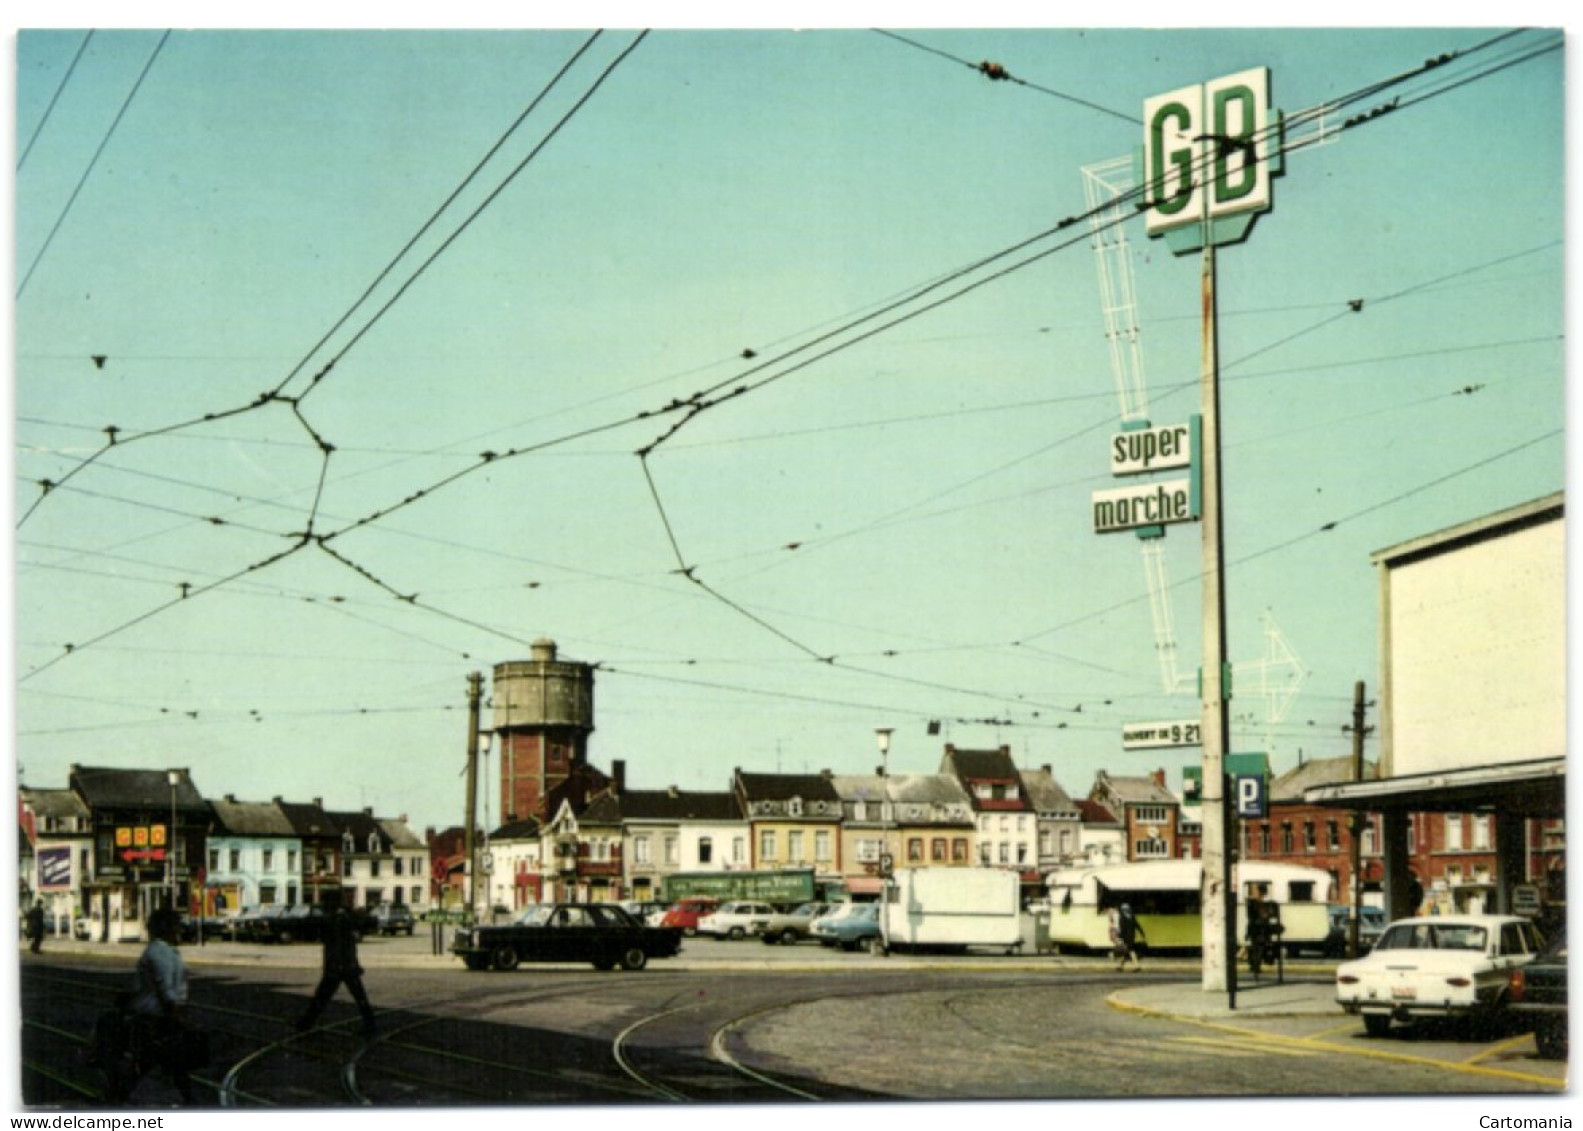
(1109, 902, 1145, 972)
(295, 902, 376, 1036)
(25, 900, 45, 954)
(104, 908, 199, 1104)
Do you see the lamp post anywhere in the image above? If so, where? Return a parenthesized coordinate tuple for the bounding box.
(167, 770, 180, 911)
(875, 728, 894, 956)
(874, 728, 894, 871)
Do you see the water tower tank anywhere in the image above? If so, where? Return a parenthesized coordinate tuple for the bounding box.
(491, 639, 594, 734)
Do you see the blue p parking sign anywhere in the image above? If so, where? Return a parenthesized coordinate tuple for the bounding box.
(1235, 774, 1267, 819)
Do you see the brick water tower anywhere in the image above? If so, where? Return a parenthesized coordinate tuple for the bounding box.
(492, 639, 595, 822)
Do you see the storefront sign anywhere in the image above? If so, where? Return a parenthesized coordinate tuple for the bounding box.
(1122, 719, 1203, 750)
(1092, 478, 1197, 533)
(1144, 66, 1279, 251)
(1110, 420, 1195, 476)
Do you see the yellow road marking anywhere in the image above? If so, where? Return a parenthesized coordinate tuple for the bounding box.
(1464, 1033, 1537, 1065)
(1106, 993, 1563, 1089)
(1171, 1035, 1311, 1058)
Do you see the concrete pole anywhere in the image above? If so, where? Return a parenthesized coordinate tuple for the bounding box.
(1199, 239, 1230, 994)
(464, 671, 483, 924)
(1348, 680, 1367, 958)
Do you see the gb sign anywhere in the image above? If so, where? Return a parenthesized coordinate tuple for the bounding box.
(1143, 67, 1281, 253)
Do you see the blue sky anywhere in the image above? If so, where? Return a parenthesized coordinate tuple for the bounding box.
(13, 22, 1567, 844)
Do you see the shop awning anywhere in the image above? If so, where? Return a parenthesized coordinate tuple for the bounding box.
(1304, 756, 1564, 818)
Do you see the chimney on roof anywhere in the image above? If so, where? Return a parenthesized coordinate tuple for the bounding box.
(668, 785, 680, 798)
(531, 637, 557, 662)
(613, 759, 625, 794)
(1042, 764, 1052, 775)
(1153, 768, 1166, 788)
(225, 794, 236, 803)
(273, 796, 283, 804)
(313, 798, 323, 808)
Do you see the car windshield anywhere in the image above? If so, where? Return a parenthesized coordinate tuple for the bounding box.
(1375, 922, 1488, 951)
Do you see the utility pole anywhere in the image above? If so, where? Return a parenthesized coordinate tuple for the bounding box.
(1199, 239, 1232, 995)
(1345, 681, 1373, 959)
(464, 671, 483, 925)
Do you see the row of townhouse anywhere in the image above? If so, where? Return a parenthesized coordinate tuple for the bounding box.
(19, 765, 428, 942)
(464, 743, 1562, 923)
(472, 746, 1098, 912)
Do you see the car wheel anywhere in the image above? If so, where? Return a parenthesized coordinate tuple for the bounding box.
(1362, 1014, 1391, 1038)
(620, 947, 648, 971)
(1536, 1020, 1568, 1060)
(728, 926, 745, 940)
(866, 937, 887, 957)
(761, 931, 781, 945)
(841, 940, 858, 952)
(492, 944, 520, 972)
(781, 930, 800, 946)
(276, 929, 294, 945)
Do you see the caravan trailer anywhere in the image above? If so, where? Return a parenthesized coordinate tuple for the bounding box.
(1045, 859, 1332, 955)
(880, 867, 1023, 954)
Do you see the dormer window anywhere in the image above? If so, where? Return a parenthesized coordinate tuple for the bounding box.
(367, 832, 381, 855)
(341, 831, 355, 856)
(788, 797, 803, 817)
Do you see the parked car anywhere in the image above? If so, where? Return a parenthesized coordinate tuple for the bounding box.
(177, 912, 229, 943)
(619, 900, 668, 924)
(451, 902, 683, 972)
(811, 902, 882, 952)
(251, 904, 331, 944)
(755, 902, 833, 945)
(229, 905, 282, 941)
(371, 903, 416, 936)
(1336, 914, 1545, 1037)
(697, 901, 777, 940)
(658, 897, 720, 937)
(1313, 904, 1386, 958)
(1509, 927, 1567, 1059)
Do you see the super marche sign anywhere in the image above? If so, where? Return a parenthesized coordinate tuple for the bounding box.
(1111, 420, 1194, 476)
(1092, 478, 1195, 534)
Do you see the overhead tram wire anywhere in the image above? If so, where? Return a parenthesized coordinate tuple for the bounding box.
(15, 31, 643, 533)
(17, 30, 94, 172)
(289, 29, 651, 411)
(328, 31, 1569, 698)
(870, 28, 1140, 125)
(18, 29, 170, 299)
(624, 41, 1564, 699)
(265, 30, 606, 403)
(22, 36, 1558, 691)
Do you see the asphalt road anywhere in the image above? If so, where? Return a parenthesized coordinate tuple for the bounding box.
(15, 934, 1568, 1109)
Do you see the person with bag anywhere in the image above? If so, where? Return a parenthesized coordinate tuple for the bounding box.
(295, 899, 377, 1037)
(1111, 903, 1145, 972)
(104, 907, 199, 1104)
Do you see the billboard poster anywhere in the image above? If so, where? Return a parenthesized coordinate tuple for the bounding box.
(37, 845, 72, 890)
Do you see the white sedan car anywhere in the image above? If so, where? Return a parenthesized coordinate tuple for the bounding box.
(1336, 913, 1546, 1037)
(695, 901, 776, 940)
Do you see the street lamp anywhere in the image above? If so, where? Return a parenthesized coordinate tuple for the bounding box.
(167, 770, 180, 911)
(874, 728, 894, 869)
(875, 728, 895, 956)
